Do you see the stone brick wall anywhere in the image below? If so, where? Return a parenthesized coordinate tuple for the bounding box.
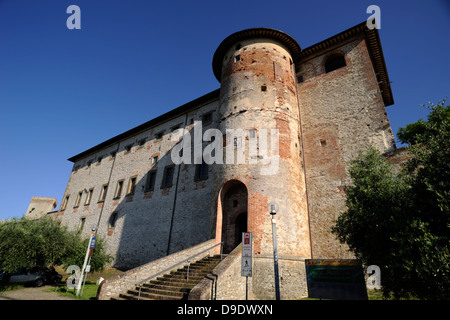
(297, 36, 396, 259)
(212, 36, 311, 300)
(97, 239, 217, 300)
(189, 244, 308, 300)
(24, 197, 57, 219)
(189, 244, 248, 300)
(57, 100, 220, 269)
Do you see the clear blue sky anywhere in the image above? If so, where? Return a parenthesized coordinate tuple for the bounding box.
(0, 0, 449, 220)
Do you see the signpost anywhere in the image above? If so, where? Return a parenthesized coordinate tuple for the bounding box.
(305, 259, 368, 300)
(76, 234, 96, 296)
(241, 232, 252, 300)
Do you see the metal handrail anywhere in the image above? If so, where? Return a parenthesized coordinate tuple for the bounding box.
(136, 242, 223, 299)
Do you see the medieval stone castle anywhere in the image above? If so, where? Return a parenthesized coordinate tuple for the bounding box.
(27, 21, 397, 299)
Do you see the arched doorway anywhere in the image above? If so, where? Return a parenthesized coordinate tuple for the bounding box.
(234, 212, 248, 249)
(219, 180, 248, 253)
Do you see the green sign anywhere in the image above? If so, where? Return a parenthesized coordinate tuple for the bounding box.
(305, 259, 368, 300)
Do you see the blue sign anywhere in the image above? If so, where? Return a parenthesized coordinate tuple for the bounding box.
(90, 237, 96, 249)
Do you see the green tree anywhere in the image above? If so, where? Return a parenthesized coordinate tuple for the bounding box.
(333, 99, 449, 300)
(0, 217, 112, 274)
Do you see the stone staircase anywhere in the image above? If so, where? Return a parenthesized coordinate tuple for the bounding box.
(111, 255, 222, 300)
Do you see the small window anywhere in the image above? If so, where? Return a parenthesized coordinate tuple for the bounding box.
(61, 195, 69, 211)
(138, 138, 146, 147)
(109, 212, 119, 229)
(99, 184, 108, 202)
(127, 177, 137, 195)
(114, 180, 124, 199)
(202, 112, 213, 125)
(233, 137, 242, 148)
(194, 161, 208, 181)
(261, 85, 267, 92)
(161, 165, 175, 188)
(249, 129, 256, 139)
(297, 75, 304, 83)
(320, 139, 327, 146)
(235, 54, 241, 62)
(152, 156, 158, 164)
(125, 144, 133, 153)
(145, 170, 157, 192)
(74, 191, 82, 208)
(78, 217, 86, 233)
(324, 54, 346, 73)
(85, 188, 93, 205)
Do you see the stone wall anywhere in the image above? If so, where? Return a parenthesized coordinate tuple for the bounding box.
(189, 244, 248, 300)
(212, 34, 311, 300)
(189, 244, 308, 300)
(25, 197, 57, 219)
(97, 239, 217, 300)
(297, 36, 396, 259)
(57, 99, 220, 269)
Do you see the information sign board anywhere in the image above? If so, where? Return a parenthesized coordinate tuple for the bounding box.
(305, 259, 368, 300)
(241, 232, 252, 277)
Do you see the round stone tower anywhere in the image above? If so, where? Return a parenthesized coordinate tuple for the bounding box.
(211, 28, 312, 299)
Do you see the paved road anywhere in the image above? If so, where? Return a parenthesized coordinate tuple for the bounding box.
(0, 285, 76, 300)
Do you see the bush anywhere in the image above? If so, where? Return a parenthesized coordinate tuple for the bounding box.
(0, 217, 112, 274)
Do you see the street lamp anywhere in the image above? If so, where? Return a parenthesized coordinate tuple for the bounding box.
(268, 202, 280, 300)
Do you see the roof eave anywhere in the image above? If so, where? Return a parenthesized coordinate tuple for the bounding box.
(67, 89, 220, 163)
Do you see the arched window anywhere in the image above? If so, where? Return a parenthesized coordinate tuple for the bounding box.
(324, 53, 346, 73)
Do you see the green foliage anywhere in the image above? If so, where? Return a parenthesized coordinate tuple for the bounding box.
(62, 236, 111, 272)
(333, 99, 449, 300)
(0, 217, 112, 274)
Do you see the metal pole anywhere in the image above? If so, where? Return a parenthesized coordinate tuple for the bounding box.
(271, 217, 280, 300)
(80, 255, 92, 297)
(246, 276, 248, 300)
(76, 234, 93, 296)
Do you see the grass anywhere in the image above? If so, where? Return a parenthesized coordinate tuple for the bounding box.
(50, 266, 123, 300)
(47, 282, 99, 300)
(0, 283, 25, 293)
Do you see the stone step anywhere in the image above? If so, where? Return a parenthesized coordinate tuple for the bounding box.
(146, 280, 199, 289)
(133, 286, 189, 298)
(140, 283, 192, 293)
(165, 270, 211, 279)
(119, 291, 181, 300)
(112, 254, 223, 300)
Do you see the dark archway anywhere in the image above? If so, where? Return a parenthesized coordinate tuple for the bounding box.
(219, 180, 248, 253)
(234, 212, 248, 249)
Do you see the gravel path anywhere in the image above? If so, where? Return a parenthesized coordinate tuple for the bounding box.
(0, 285, 76, 300)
